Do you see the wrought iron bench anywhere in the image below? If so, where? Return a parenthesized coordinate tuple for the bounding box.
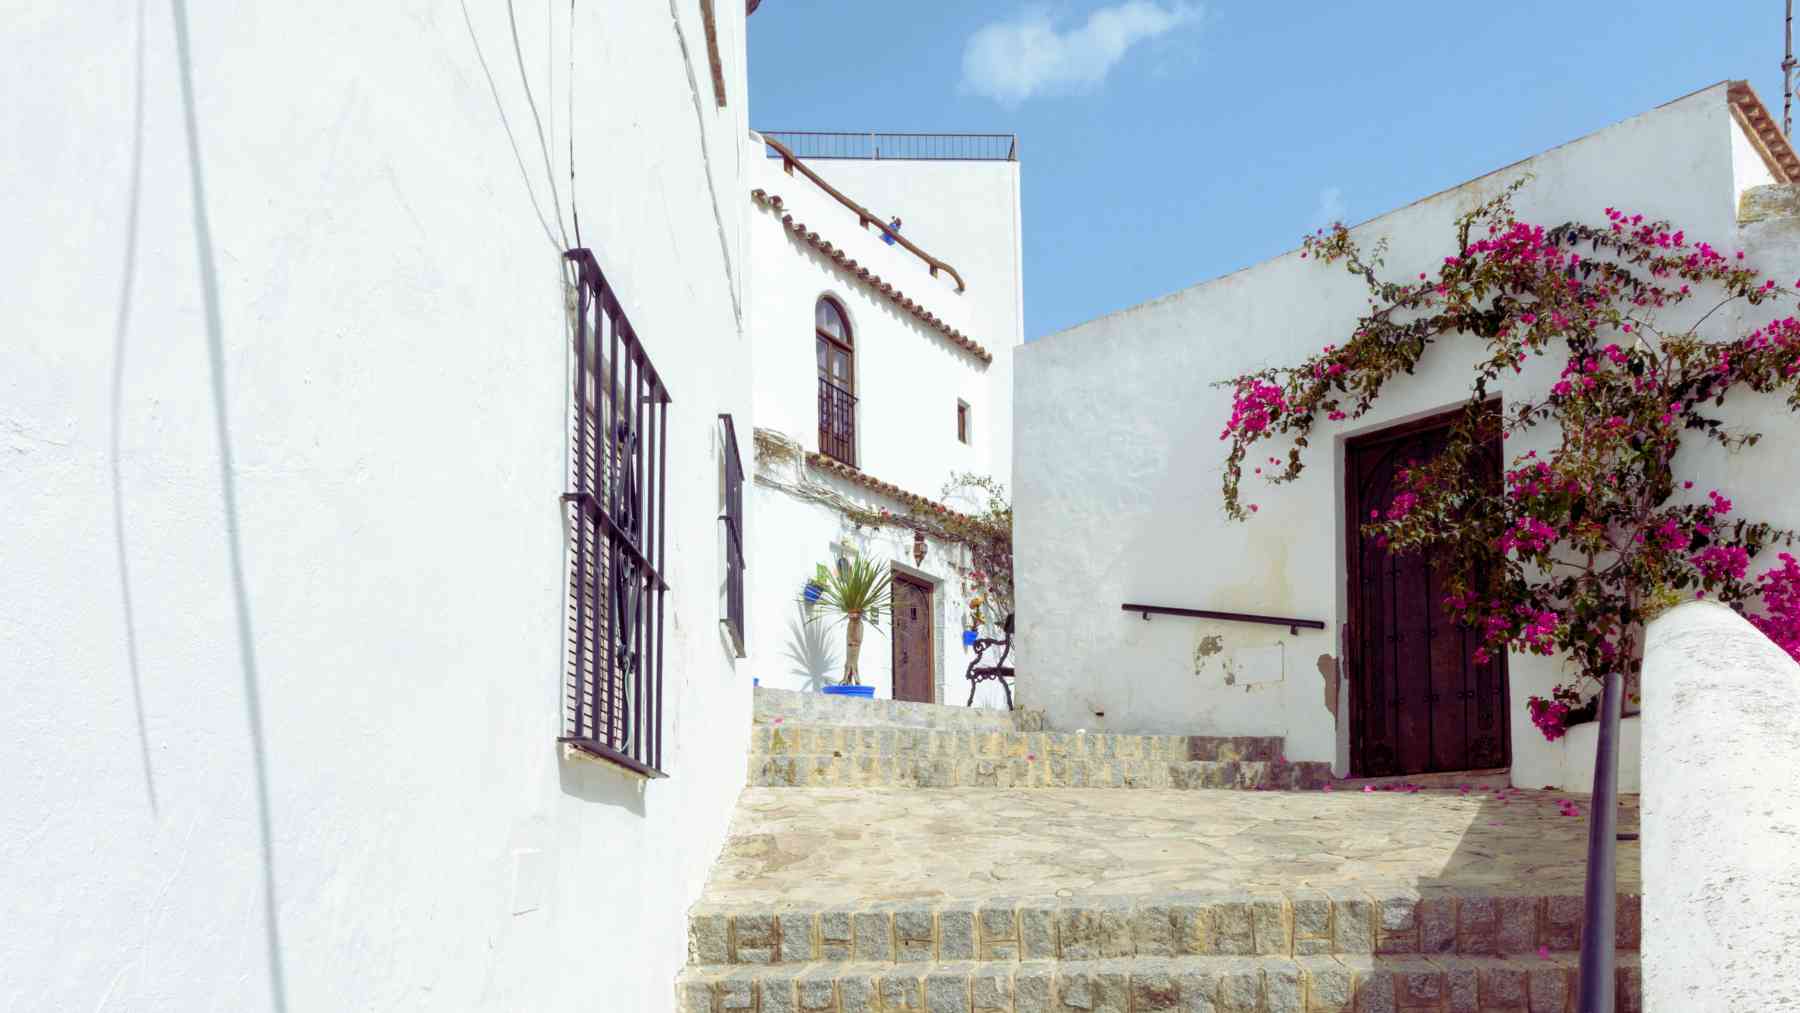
(964, 613, 1015, 709)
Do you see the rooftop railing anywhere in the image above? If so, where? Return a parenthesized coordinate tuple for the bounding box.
(760, 131, 1018, 162)
(761, 135, 969, 293)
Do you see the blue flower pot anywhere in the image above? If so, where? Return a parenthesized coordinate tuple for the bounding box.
(962, 629, 980, 648)
(821, 684, 874, 698)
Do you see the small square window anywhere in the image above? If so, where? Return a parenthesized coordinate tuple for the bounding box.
(956, 400, 971, 444)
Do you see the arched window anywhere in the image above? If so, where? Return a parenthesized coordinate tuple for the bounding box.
(816, 297, 856, 465)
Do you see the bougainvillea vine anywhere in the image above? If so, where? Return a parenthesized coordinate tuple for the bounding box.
(1219, 179, 1800, 740)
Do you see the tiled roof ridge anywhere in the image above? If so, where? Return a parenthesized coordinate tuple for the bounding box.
(1728, 80, 1800, 184)
(803, 451, 976, 523)
(751, 188, 994, 366)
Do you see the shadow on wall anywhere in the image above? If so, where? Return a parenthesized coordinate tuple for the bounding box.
(112, 0, 156, 816)
(171, 1, 290, 1008)
(783, 601, 840, 691)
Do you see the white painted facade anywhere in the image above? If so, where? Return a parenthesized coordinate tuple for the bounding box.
(742, 141, 1024, 705)
(1015, 83, 1800, 790)
(3, 2, 755, 1010)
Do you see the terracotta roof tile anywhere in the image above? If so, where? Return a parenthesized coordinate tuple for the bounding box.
(803, 452, 977, 522)
(751, 189, 995, 365)
(1729, 81, 1800, 184)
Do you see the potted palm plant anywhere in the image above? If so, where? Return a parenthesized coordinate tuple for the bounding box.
(803, 556, 891, 698)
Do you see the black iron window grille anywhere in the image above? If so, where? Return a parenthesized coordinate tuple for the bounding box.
(719, 414, 746, 658)
(560, 248, 671, 779)
(818, 377, 857, 466)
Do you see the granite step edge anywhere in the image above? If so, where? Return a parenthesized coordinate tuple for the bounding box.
(746, 754, 1335, 791)
(754, 687, 1018, 731)
(686, 889, 1643, 967)
(675, 951, 1643, 1013)
(751, 722, 1291, 763)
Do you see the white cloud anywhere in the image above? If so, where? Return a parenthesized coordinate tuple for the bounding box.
(960, 2, 1203, 106)
(1312, 186, 1346, 231)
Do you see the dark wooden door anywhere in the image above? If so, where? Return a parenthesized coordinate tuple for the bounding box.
(1345, 406, 1509, 776)
(891, 573, 934, 703)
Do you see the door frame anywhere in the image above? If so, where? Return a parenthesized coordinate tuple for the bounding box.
(890, 567, 936, 704)
(1342, 401, 1511, 776)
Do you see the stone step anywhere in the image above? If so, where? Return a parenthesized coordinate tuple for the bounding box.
(749, 721, 1319, 790)
(1335, 770, 1512, 793)
(756, 687, 1020, 732)
(675, 952, 1642, 1012)
(752, 722, 1292, 765)
(749, 753, 1334, 791)
(687, 890, 1642, 969)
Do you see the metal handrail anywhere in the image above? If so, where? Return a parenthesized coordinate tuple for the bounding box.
(760, 135, 968, 293)
(1121, 603, 1326, 637)
(1577, 668, 1624, 1012)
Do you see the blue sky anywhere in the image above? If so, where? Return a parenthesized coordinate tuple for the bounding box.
(748, 1, 1786, 340)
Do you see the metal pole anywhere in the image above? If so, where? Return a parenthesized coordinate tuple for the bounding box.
(1576, 667, 1624, 1013)
(1785, 0, 1795, 137)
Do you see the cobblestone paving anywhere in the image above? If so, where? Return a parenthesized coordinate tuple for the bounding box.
(703, 787, 1639, 907)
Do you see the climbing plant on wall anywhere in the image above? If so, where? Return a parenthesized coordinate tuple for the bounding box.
(845, 472, 1014, 635)
(1218, 178, 1800, 740)
(752, 429, 1013, 636)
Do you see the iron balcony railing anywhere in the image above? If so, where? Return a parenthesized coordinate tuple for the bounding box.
(761, 131, 1017, 161)
(817, 376, 857, 468)
(719, 413, 746, 659)
(560, 247, 671, 779)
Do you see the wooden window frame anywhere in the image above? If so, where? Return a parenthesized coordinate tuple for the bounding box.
(816, 297, 857, 467)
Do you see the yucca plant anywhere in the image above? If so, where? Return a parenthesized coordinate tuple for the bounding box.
(803, 556, 892, 685)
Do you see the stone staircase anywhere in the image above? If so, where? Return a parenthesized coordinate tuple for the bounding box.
(678, 689, 1642, 1012)
(747, 688, 1335, 791)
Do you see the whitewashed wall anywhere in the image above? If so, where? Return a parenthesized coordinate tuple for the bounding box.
(745, 145, 1021, 493)
(742, 141, 1022, 706)
(1016, 83, 1800, 789)
(817, 157, 1025, 490)
(1, 2, 752, 1011)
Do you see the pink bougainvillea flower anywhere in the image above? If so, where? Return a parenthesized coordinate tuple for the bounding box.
(1363, 785, 1375, 793)
(1538, 945, 1551, 960)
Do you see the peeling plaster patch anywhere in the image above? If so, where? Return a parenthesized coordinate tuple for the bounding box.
(1193, 634, 1223, 674)
(1317, 654, 1339, 715)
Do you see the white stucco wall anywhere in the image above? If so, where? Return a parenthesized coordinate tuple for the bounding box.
(1016, 83, 1800, 788)
(1557, 716, 1641, 794)
(1641, 601, 1800, 1012)
(2, 2, 752, 1011)
(741, 142, 1022, 709)
(817, 157, 1026, 490)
